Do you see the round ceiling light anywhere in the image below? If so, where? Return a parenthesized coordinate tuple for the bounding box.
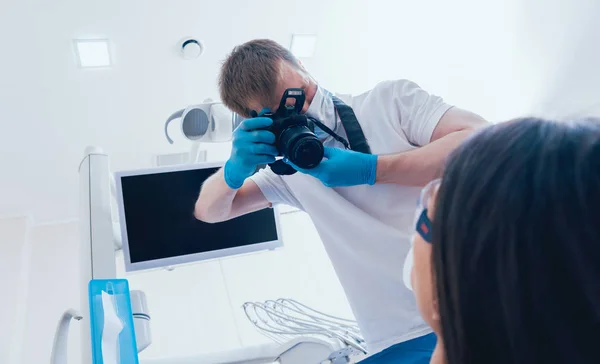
(181, 39, 204, 60)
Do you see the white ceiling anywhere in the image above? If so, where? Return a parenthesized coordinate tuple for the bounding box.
(1, 0, 599, 224)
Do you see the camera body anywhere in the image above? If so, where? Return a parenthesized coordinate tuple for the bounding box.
(257, 88, 324, 172)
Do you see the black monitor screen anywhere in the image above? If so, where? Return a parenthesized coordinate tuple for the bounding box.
(119, 166, 279, 266)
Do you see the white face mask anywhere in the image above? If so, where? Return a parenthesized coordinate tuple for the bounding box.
(306, 86, 337, 139)
(314, 125, 329, 139)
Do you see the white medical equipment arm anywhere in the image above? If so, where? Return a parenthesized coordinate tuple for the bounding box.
(78, 147, 119, 363)
(48, 146, 151, 364)
(164, 99, 238, 164)
(50, 309, 83, 364)
(109, 173, 123, 250)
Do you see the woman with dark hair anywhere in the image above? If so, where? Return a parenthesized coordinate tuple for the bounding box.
(403, 117, 600, 364)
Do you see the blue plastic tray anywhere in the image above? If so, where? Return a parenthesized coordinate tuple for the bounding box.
(88, 279, 139, 364)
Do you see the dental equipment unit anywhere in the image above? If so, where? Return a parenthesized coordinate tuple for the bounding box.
(52, 140, 364, 363)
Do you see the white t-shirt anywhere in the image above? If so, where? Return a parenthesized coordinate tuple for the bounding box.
(249, 79, 453, 354)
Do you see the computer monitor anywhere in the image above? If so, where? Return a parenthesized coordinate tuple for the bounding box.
(114, 162, 282, 272)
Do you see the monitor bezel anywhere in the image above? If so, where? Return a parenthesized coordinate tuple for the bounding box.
(114, 161, 283, 272)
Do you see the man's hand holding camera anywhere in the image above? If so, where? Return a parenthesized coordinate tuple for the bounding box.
(224, 115, 278, 190)
(225, 119, 378, 189)
(285, 147, 378, 187)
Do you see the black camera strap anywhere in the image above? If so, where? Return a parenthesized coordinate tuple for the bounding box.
(308, 117, 350, 150)
(331, 96, 372, 154)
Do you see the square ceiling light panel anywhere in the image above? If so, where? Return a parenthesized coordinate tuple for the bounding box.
(290, 34, 317, 58)
(74, 39, 112, 68)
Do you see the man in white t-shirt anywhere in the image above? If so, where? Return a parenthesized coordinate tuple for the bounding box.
(195, 39, 488, 363)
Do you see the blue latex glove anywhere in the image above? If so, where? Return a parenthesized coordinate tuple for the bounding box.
(286, 146, 378, 187)
(224, 115, 278, 189)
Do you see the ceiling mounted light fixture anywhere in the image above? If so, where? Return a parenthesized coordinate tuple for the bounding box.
(290, 34, 317, 58)
(181, 39, 204, 60)
(74, 39, 112, 68)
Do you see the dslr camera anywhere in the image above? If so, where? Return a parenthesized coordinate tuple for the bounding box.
(254, 88, 324, 174)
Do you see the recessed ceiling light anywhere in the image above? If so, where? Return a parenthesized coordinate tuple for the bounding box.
(290, 34, 317, 58)
(181, 39, 204, 60)
(74, 39, 111, 68)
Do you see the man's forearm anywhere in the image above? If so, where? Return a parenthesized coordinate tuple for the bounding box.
(194, 168, 237, 223)
(375, 129, 475, 186)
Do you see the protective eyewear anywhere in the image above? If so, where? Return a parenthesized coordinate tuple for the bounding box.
(415, 178, 441, 244)
(402, 178, 442, 291)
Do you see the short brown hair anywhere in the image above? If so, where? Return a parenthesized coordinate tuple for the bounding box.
(219, 39, 302, 117)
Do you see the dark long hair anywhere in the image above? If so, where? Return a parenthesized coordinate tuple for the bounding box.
(433, 118, 600, 364)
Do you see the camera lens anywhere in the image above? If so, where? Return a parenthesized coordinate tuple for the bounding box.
(292, 137, 324, 168)
(279, 126, 324, 169)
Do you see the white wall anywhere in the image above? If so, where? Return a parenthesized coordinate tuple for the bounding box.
(0, 0, 43, 219)
(20, 220, 83, 364)
(0, 219, 84, 364)
(513, 0, 600, 118)
(0, 217, 32, 364)
(303, 0, 533, 123)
